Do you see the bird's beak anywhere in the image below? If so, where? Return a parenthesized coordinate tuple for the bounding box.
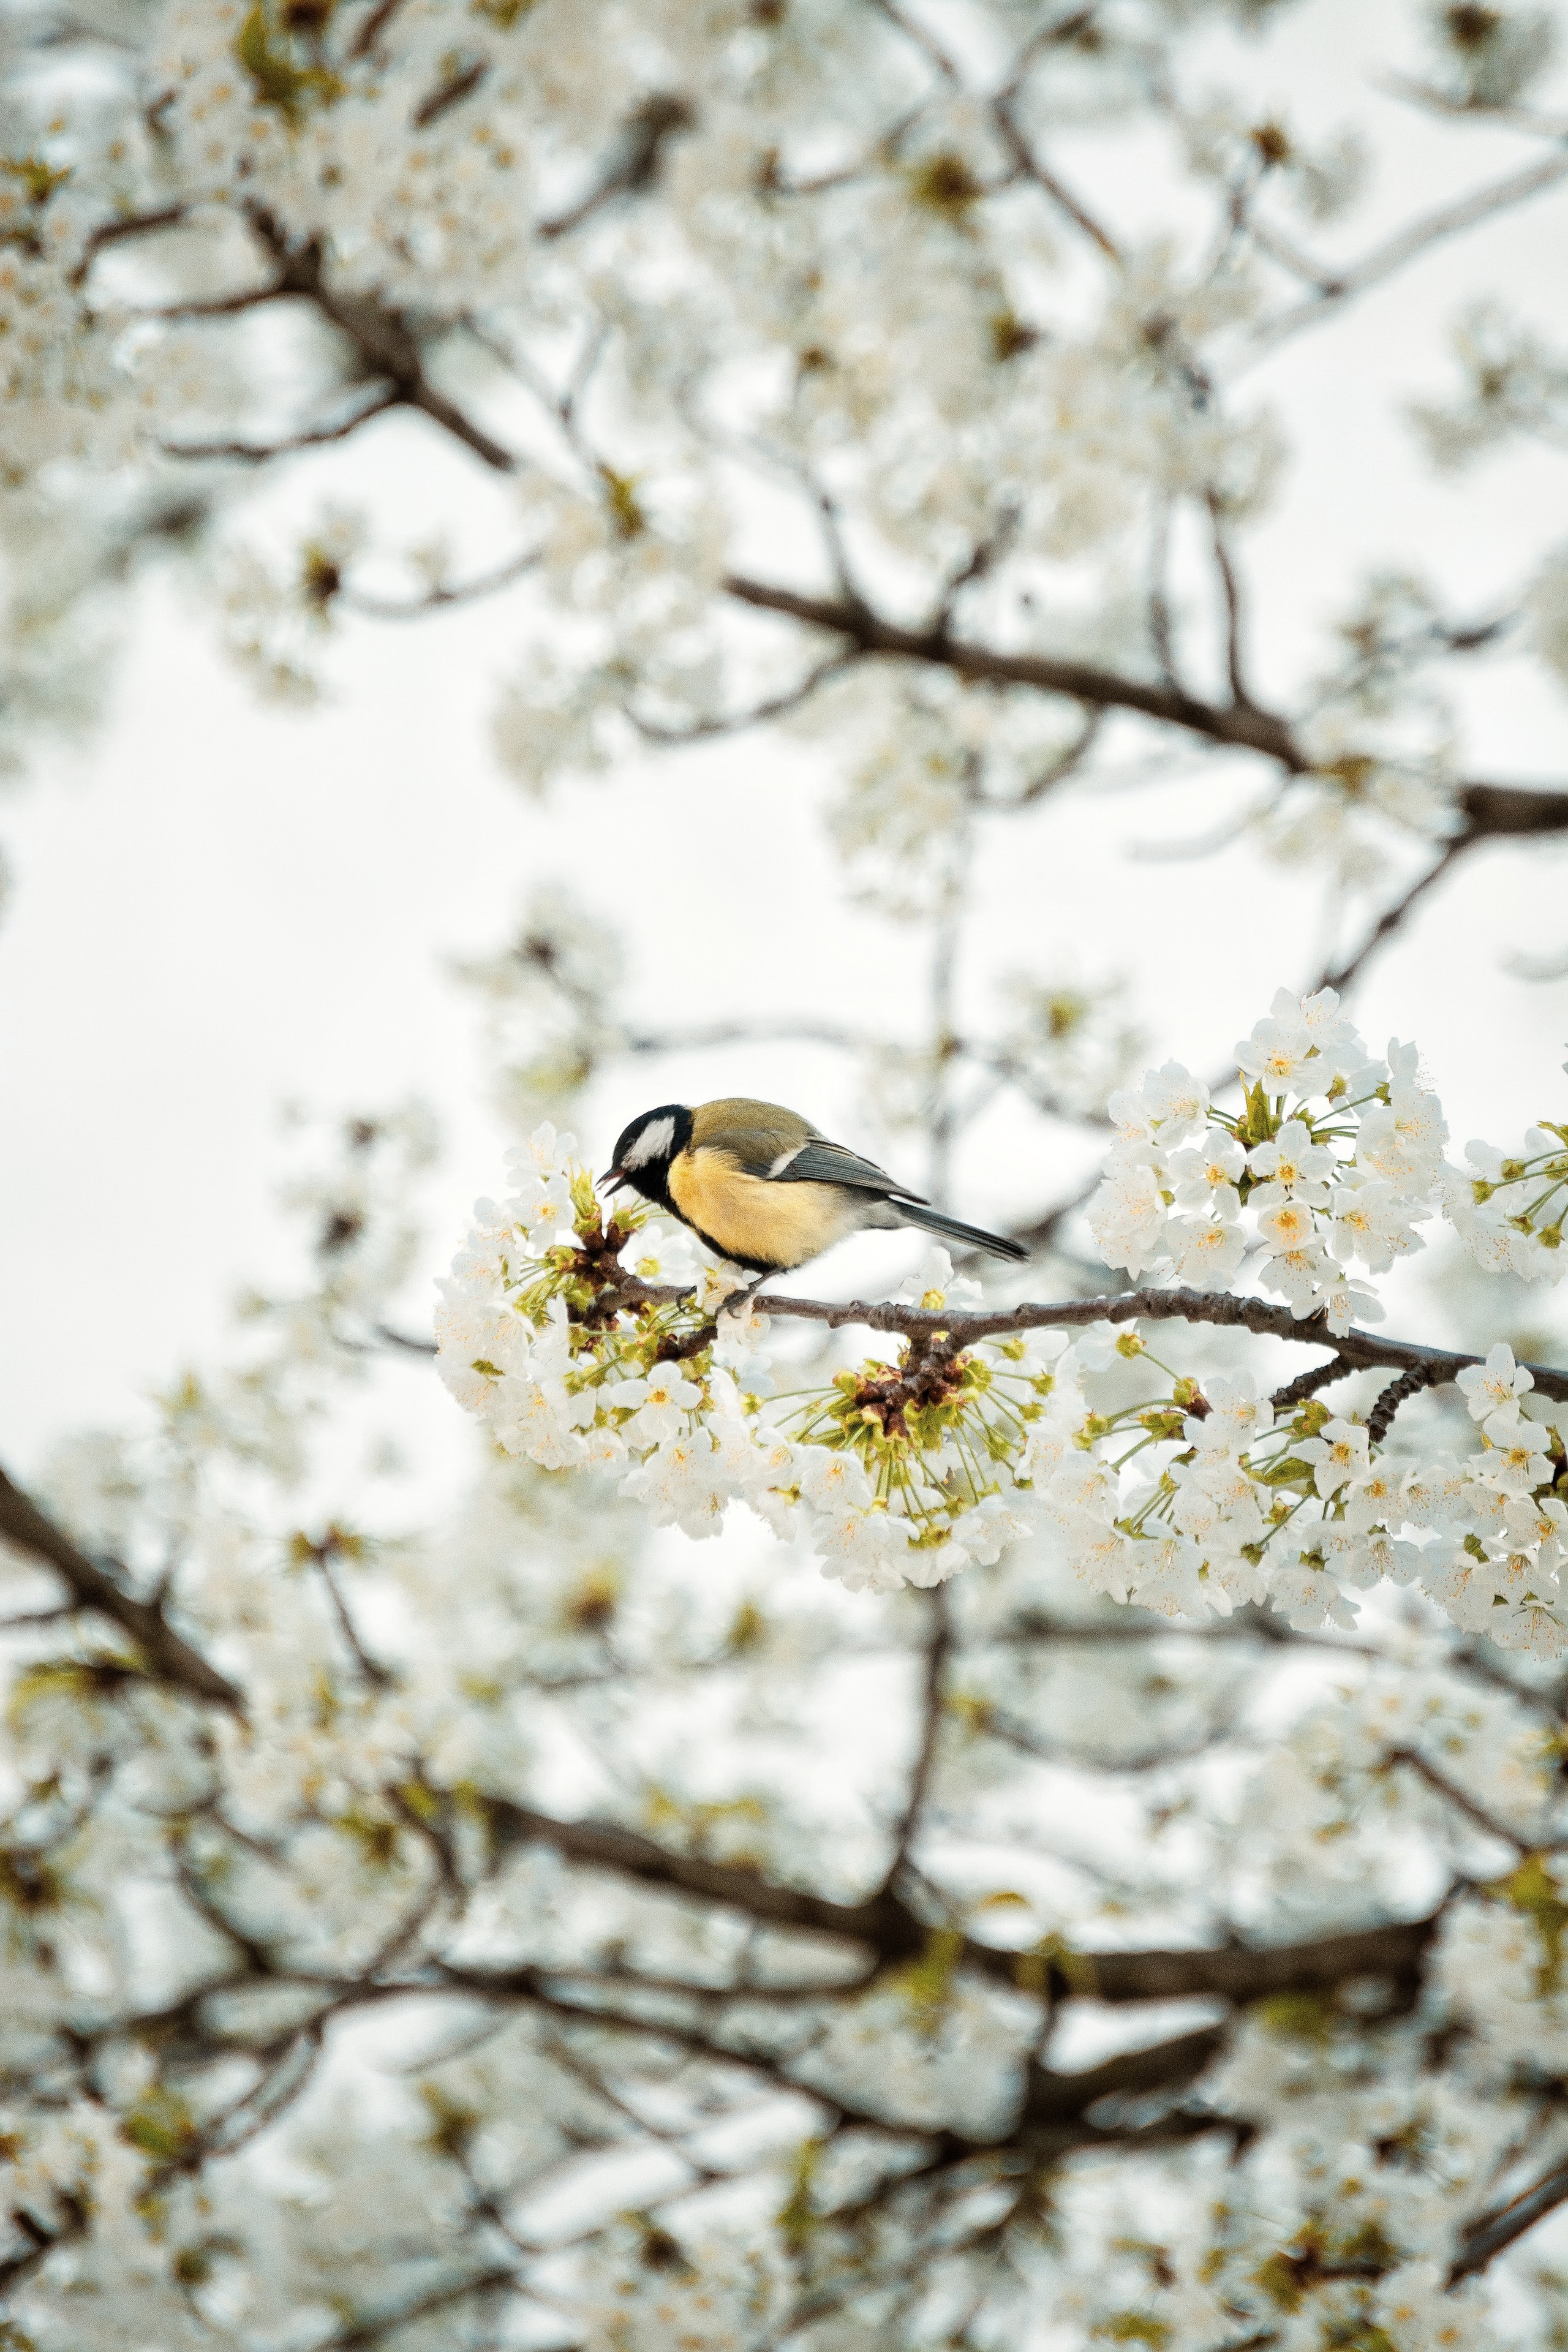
(598, 1166, 628, 1195)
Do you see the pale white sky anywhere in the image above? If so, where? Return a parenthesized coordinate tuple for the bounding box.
(5, 0, 1568, 1474)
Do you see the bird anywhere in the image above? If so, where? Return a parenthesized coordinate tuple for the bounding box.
(599, 1096, 1028, 1276)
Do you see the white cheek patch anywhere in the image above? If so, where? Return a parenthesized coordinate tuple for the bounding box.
(625, 1114, 677, 1169)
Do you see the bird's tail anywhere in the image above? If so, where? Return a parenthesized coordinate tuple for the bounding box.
(894, 1199, 1028, 1264)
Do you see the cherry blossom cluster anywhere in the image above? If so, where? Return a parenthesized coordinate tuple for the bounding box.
(1042, 1334, 1568, 1657)
(439, 1000, 1568, 1656)
(1087, 986, 1447, 1333)
(1441, 1086, 1568, 1281)
(435, 1126, 1055, 1593)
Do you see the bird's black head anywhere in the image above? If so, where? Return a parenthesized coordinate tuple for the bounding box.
(600, 1102, 693, 1209)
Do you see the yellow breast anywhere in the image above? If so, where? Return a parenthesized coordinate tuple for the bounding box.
(668, 1146, 861, 1269)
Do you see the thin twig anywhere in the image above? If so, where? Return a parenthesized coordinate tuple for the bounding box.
(1146, 498, 1180, 693)
(72, 203, 186, 283)
(883, 1591, 952, 1887)
(314, 1547, 394, 1689)
(864, 0, 961, 83)
(1270, 1354, 1355, 1414)
(1366, 1361, 1447, 1443)
(137, 285, 285, 321)
(1205, 489, 1251, 707)
(968, 710, 1104, 809)
(339, 546, 538, 619)
(627, 649, 854, 744)
(539, 94, 694, 241)
(1249, 149, 1568, 357)
(0, 1604, 81, 1633)
(313, 2267, 519, 2352)
(1388, 1747, 1528, 1852)
(935, 508, 1021, 629)
(164, 388, 401, 465)
(1452, 2156, 1568, 2282)
(413, 59, 488, 129)
(992, 59, 1120, 260)
(375, 1321, 437, 1357)
(349, 0, 409, 59)
(1319, 836, 1471, 997)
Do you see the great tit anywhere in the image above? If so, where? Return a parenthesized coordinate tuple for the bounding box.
(600, 1096, 1028, 1275)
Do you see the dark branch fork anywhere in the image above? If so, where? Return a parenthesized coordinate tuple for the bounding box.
(0, 1766, 1545, 2297)
(0, 1465, 241, 1713)
(0, 1460, 1541, 2290)
(0, 1746, 1459, 2301)
(450, 1791, 1447, 2010)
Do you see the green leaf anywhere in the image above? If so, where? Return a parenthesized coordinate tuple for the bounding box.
(236, 7, 342, 118)
(123, 2086, 200, 2164)
(1257, 1455, 1316, 1487)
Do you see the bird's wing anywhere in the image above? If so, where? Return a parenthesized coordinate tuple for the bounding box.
(767, 1136, 927, 1202)
(693, 1101, 817, 1178)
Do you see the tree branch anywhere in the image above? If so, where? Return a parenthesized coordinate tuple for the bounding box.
(1387, 1747, 1528, 1853)
(487, 1794, 923, 1959)
(413, 58, 488, 130)
(626, 648, 856, 744)
(1365, 1361, 1449, 1443)
(233, 211, 521, 476)
(1297, 780, 1568, 1007)
(72, 203, 186, 283)
(311, 1542, 394, 1689)
(990, 20, 1121, 261)
(1205, 491, 1252, 707)
(968, 709, 1105, 809)
(883, 1589, 951, 1888)
(1452, 2156, 1568, 2283)
(1319, 836, 1471, 996)
(721, 575, 1305, 767)
(0, 1466, 243, 1714)
(137, 285, 286, 321)
(485, 1789, 1436, 2005)
(0, 2197, 85, 2293)
(1460, 780, 1568, 836)
(864, 0, 961, 81)
(539, 94, 695, 242)
(1270, 1353, 1356, 1413)
(164, 388, 401, 464)
(1020, 2023, 1226, 2152)
(1250, 149, 1568, 355)
(339, 546, 538, 619)
(315, 2266, 519, 2352)
(612, 1275, 1568, 1404)
(349, 0, 410, 59)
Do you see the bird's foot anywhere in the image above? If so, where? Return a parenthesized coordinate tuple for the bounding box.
(719, 1273, 771, 1322)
